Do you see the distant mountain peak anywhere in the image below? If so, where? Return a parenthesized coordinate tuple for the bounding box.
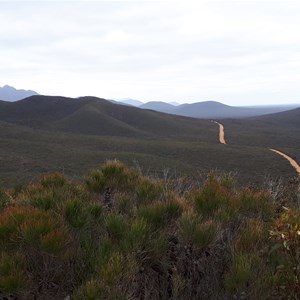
(115, 98, 144, 107)
(0, 85, 39, 101)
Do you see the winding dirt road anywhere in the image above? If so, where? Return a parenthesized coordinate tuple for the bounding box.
(213, 121, 226, 145)
(213, 120, 300, 175)
(270, 149, 300, 175)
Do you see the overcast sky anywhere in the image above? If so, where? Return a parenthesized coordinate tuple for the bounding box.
(1, 1, 300, 106)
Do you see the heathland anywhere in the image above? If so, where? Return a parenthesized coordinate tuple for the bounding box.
(0, 95, 299, 186)
(0, 160, 299, 299)
(0, 96, 300, 299)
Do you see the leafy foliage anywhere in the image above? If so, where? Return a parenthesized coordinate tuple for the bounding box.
(0, 160, 298, 299)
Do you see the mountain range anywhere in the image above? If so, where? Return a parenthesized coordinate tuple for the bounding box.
(1, 95, 299, 138)
(120, 99, 299, 119)
(0, 94, 299, 186)
(2, 85, 298, 119)
(0, 95, 214, 139)
(0, 85, 39, 101)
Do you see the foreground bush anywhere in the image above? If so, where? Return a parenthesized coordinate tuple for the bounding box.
(0, 160, 298, 299)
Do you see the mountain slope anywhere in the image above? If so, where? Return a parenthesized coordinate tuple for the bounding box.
(0, 85, 38, 101)
(249, 107, 300, 127)
(0, 95, 216, 140)
(140, 100, 299, 119)
(139, 101, 176, 113)
(222, 107, 300, 152)
(118, 99, 144, 107)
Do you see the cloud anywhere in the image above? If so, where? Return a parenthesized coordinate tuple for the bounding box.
(0, 1, 300, 105)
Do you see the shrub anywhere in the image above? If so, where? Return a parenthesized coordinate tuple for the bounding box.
(122, 218, 149, 251)
(105, 214, 127, 241)
(86, 160, 139, 194)
(0, 252, 26, 293)
(137, 200, 182, 228)
(191, 174, 232, 218)
(192, 188, 223, 216)
(0, 188, 10, 211)
(234, 218, 266, 253)
(28, 190, 55, 210)
(65, 199, 87, 228)
(88, 202, 104, 219)
(40, 172, 67, 188)
(269, 207, 300, 297)
(239, 189, 274, 219)
(0, 206, 71, 255)
(178, 212, 218, 249)
(224, 253, 255, 294)
(135, 176, 163, 205)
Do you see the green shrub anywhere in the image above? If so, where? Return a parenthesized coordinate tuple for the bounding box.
(178, 212, 218, 249)
(138, 200, 182, 228)
(193, 189, 222, 216)
(105, 214, 127, 241)
(73, 279, 104, 300)
(0, 206, 71, 256)
(86, 160, 139, 194)
(122, 218, 149, 251)
(88, 202, 104, 219)
(135, 176, 163, 205)
(192, 175, 231, 217)
(65, 199, 87, 228)
(40, 229, 71, 256)
(85, 170, 106, 194)
(224, 253, 254, 293)
(29, 190, 55, 210)
(234, 218, 266, 253)
(0, 252, 26, 293)
(40, 172, 67, 188)
(239, 189, 274, 219)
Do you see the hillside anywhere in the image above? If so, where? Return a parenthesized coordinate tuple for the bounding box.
(0, 85, 38, 101)
(0, 95, 215, 139)
(140, 100, 299, 119)
(222, 107, 300, 167)
(118, 98, 144, 107)
(0, 160, 299, 299)
(139, 101, 176, 112)
(0, 120, 295, 187)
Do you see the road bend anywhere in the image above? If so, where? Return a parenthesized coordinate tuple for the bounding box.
(270, 149, 300, 175)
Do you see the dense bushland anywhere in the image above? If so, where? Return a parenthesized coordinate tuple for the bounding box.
(0, 160, 299, 299)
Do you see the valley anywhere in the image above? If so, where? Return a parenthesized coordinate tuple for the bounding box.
(0, 95, 299, 187)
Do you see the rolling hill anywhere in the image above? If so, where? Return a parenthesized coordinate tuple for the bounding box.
(0, 95, 299, 186)
(139, 100, 299, 119)
(139, 101, 177, 112)
(222, 107, 300, 165)
(0, 95, 217, 140)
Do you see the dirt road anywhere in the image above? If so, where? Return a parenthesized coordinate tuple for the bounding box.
(212, 120, 299, 176)
(213, 121, 226, 145)
(270, 149, 300, 175)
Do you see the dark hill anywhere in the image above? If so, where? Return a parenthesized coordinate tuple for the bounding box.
(0, 95, 95, 127)
(248, 107, 300, 127)
(222, 107, 300, 151)
(0, 95, 216, 140)
(171, 101, 234, 118)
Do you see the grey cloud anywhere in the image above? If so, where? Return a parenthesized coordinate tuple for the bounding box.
(1, 1, 300, 105)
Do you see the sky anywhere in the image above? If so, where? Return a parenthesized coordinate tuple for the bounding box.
(1, 1, 300, 106)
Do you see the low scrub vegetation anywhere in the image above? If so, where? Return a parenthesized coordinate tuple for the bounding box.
(0, 160, 299, 299)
